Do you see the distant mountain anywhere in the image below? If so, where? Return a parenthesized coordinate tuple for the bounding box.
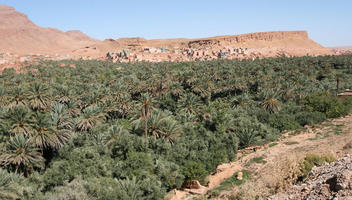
(0, 5, 98, 55)
(0, 4, 333, 61)
(328, 46, 352, 51)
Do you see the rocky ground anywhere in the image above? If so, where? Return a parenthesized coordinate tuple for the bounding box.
(0, 52, 100, 73)
(270, 155, 352, 200)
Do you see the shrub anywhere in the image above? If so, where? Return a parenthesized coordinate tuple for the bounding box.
(295, 111, 326, 126)
(233, 116, 279, 148)
(114, 152, 154, 179)
(181, 161, 208, 184)
(85, 177, 142, 200)
(45, 177, 90, 200)
(245, 156, 267, 166)
(268, 113, 301, 131)
(303, 91, 350, 118)
(42, 146, 114, 189)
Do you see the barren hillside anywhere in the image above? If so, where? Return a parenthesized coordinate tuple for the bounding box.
(0, 5, 98, 55)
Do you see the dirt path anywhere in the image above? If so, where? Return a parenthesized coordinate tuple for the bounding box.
(167, 114, 352, 200)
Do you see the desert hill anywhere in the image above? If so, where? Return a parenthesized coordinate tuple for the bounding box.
(0, 4, 333, 62)
(0, 5, 98, 55)
(329, 46, 352, 51)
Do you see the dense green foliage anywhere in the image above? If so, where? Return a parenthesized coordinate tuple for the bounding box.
(0, 55, 352, 199)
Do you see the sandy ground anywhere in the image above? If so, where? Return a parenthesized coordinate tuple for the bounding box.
(167, 113, 352, 200)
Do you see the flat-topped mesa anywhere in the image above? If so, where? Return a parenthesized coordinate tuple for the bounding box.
(188, 31, 309, 48)
(104, 30, 333, 63)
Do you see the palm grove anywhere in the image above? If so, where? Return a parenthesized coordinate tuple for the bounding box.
(1, 55, 352, 199)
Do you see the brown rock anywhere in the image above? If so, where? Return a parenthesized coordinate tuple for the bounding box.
(237, 171, 243, 181)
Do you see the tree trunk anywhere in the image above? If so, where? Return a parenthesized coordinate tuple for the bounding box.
(336, 78, 340, 93)
(144, 115, 148, 138)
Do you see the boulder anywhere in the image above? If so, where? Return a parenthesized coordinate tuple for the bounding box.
(237, 171, 243, 180)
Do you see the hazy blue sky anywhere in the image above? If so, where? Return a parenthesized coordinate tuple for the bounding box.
(1, 0, 351, 46)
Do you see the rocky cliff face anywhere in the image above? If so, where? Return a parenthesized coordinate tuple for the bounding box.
(188, 31, 309, 48)
(102, 31, 332, 63)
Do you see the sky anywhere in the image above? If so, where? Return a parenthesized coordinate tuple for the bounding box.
(0, 0, 351, 47)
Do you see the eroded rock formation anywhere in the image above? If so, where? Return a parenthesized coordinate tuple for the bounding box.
(102, 31, 333, 63)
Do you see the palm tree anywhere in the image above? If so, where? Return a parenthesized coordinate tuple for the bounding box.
(169, 82, 184, 97)
(54, 85, 71, 104)
(236, 126, 259, 148)
(105, 125, 129, 149)
(260, 98, 281, 113)
(0, 169, 20, 200)
(192, 81, 211, 100)
(0, 135, 44, 176)
(30, 112, 69, 150)
(177, 93, 202, 116)
(65, 101, 81, 117)
(137, 93, 154, 138)
(0, 107, 10, 136)
(258, 89, 281, 113)
(133, 109, 181, 143)
(115, 177, 143, 200)
(0, 86, 8, 108)
(7, 107, 33, 136)
(232, 92, 252, 107)
(76, 105, 106, 132)
(114, 93, 133, 119)
(158, 118, 182, 143)
(50, 103, 74, 130)
(26, 82, 51, 110)
(7, 87, 26, 108)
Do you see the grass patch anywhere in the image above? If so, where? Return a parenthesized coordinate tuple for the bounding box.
(307, 132, 330, 141)
(333, 128, 344, 135)
(208, 170, 251, 197)
(245, 156, 267, 167)
(220, 170, 251, 187)
(323, 123, 335, 127)
(269, 142, 279, 147)
(284, 141, 299, 145)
